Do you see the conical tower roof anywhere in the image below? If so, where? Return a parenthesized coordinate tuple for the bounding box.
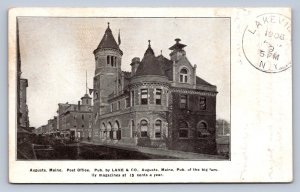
(94, 22, 121, 53)
(135, 40, 165, 77)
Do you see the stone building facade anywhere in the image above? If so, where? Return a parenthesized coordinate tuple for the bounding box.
(91, 23, 218, 154)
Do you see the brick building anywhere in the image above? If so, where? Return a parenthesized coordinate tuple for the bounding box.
(91, 23, 218, 154)
(57, 93, 93, 141)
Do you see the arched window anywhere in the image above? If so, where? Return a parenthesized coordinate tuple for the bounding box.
(114, 121, 121, 140)
(101, 123, 106, 139)
(179, 68, 188, 83)
(179, 121, 189, 138)
(140, 120, 148, 137)
(155, 120, 162, 138)
(197, 121, 210, 137)
(107, 122, 112, 139)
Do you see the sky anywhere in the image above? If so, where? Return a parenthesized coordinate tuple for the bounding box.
(19, 17, 230, 128)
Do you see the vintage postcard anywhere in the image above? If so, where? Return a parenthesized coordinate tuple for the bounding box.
(8, 8, 292, 183)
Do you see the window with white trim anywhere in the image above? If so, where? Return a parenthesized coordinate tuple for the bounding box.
(141, 89, 148, 105)
(155, 89, 162, 105)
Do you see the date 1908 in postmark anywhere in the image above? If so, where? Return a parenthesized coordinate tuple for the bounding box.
(242, 13, 291, 73)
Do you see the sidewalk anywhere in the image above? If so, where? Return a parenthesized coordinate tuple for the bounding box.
(81, 141, 227, 160)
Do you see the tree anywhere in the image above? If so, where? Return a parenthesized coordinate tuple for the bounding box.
(216, 119, 230, 136)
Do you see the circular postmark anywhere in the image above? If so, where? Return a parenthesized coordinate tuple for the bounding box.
(242, 13, 291, 73)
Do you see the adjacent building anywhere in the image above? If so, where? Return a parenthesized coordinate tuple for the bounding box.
(36, 92, 93, 141)
(19, 78, 30, 128)
(17, 20, 33, 149)
(57, 93, 93, 141)
(91, 23, 218, 154)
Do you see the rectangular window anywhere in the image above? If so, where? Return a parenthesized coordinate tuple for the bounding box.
(131, 91, 134, 106)
(141, 89, 148, 105)
(110, 131, 113, 139)
(110, 103, 113, 112)
(111, 56, 114, 67)
(199, 96, 206, 110)
(155, 120, 162, 138)
(125, 97, 130, 108)
(117, 101, 121, 110)
(155, 89, 162, 105)
(107, 56, 110, 65)
(180, 95, 188, 109)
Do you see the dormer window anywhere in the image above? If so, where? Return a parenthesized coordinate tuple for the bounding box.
(179, 68, 188, 83)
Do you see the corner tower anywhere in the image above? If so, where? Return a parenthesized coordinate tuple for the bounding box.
(93, 23, 123, 117)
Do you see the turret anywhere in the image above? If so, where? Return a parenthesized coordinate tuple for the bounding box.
(169, 38, 186, 61)
(93, 22, 123, 115)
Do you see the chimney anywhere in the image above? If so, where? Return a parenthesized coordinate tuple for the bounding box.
(130, 57, 140, 76)
(78, 101, 81, 111)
